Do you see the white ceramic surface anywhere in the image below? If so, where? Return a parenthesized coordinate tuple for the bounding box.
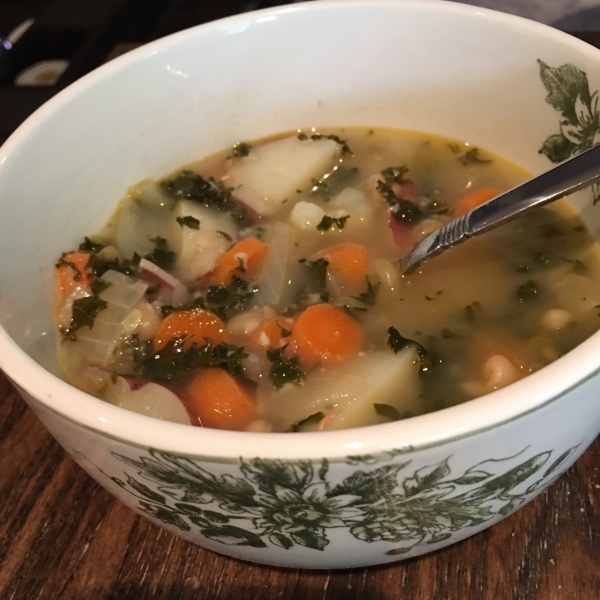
(0, 0, 599, 568)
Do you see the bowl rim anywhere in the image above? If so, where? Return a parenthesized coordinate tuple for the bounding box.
(1, 0, 600, 461)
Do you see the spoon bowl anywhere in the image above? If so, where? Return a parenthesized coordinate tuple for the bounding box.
(401, 143, 600, 274)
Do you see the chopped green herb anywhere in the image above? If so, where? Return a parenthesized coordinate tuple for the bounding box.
(144, 236, 176, 271)
(216, 230, 233, 242)
(441, 328, 465, 339)
(55, 255, 83, 280)
(458, 148, 492, 166)
(231, 142, 252, 158)
(288, 412, 324, 432)
(136, 336, 211, 383)
(316, 215, 350, 231)
(299, 257, 329, 288)
(79, 237, 106, 252)
(204, 276, 255, 320)
(376, 166, 425, 226)
(540, 224, 563, 238)
(135, 336, 248, 384)
(161, 170, 252, 227)
(266, 346, 304, 389)
(351, 277, 380, 306)
(176, 215, 200, 229)
(161, 276, 255, 321)
(209, 342, 249, 379)
(562, 257, 588, 275)
(464, 301, 482, 322)
(380, 166, 411, 184)
(373, 403, 401, 420)
(276, 321, 292, 338)
(88, 252, 140, 278)
(387, 326, 438, 376)
(516, 280, 540, 302)
(297, 132, 352, 154)
(447, 143, 461, 154)
(62, 295, 108, 341)
(89, 278, 111, 296)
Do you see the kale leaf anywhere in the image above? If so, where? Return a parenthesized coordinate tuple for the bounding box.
(457, 148, 492, 166)
(135, 337, 248, 384)
(387, 326, 439, 376)
(316, 215, 350, 231)
(297, 132, 352, 154)
(288, 412, 325, 433)
(266, 346, 304, 389)
(176, 215, 200, 230)
(62, 295, 108, 341)
(161, 170, 253, 227)
(144, 236, 176, 271)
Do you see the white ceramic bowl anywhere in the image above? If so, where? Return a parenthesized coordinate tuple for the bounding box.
(1, 0, 600, 569)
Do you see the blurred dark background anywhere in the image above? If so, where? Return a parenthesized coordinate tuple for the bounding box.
(0, 0, 307, 145)
(0, 0, 599, 146)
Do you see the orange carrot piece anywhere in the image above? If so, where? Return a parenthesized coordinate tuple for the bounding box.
(56, 251, 92, 298)
(250, 317, 294, 350)
(292, 303, 364, 368)
(153, 307, 226, 351)
(209, 237, 270, 286)
(187, 368, 257, 430)
(312, 243, 369, 290)
(454, 187, 500, 216)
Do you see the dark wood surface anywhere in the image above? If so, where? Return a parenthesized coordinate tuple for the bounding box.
(1, 369, 599, 600)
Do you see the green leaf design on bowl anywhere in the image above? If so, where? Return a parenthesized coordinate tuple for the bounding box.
(103, 445, 577, 555)
(538, 59, 600, 204)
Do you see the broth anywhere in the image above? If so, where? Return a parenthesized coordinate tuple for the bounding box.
(53, 127, 600, 432)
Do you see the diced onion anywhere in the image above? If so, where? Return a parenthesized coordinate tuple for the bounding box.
(253, 223, 295, 309)
(74, 270, 148, 367)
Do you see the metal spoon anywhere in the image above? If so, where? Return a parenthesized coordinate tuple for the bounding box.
(400, 143, 600, 275)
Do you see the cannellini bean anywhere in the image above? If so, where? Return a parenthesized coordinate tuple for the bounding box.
(136, 301, 162, 341)
(368, 258, 400, 292)
(483, 355, 519, 391)
(289, 201, 325, 229)
(542, 308, 572, 331)
(246, 419, 273, 433)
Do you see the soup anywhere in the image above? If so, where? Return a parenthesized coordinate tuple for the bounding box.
(53, 127, 600, 432)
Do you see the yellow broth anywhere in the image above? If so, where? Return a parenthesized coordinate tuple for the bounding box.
(54, 127, 600, 432)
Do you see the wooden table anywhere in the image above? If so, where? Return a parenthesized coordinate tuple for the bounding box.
(1, 368, 598, 599)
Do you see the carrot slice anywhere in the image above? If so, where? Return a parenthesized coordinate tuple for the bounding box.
(187, 368, 257, 430)
(209, 237, 270, 286)
(454, 187, 500, 216)
(56, 251, 92, 298)
(292, 303, 364, 368)
(250, 317, 294, 351)
(153, 307, 226, 351)
(312, 243, 369, 290)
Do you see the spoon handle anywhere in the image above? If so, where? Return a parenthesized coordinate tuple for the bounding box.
(401, 143, 600, 274)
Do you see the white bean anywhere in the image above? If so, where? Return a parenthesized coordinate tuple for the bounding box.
(245, 419, 273, 433)
(542, 308, 572, 331)
(483, 355, 518, 391)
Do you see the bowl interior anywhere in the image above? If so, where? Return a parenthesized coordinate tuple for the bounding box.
(1, 0, 600, 455)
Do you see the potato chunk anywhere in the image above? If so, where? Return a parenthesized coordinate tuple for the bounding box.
(226, 136, 340, 216)
(269, 348, 423, 431)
